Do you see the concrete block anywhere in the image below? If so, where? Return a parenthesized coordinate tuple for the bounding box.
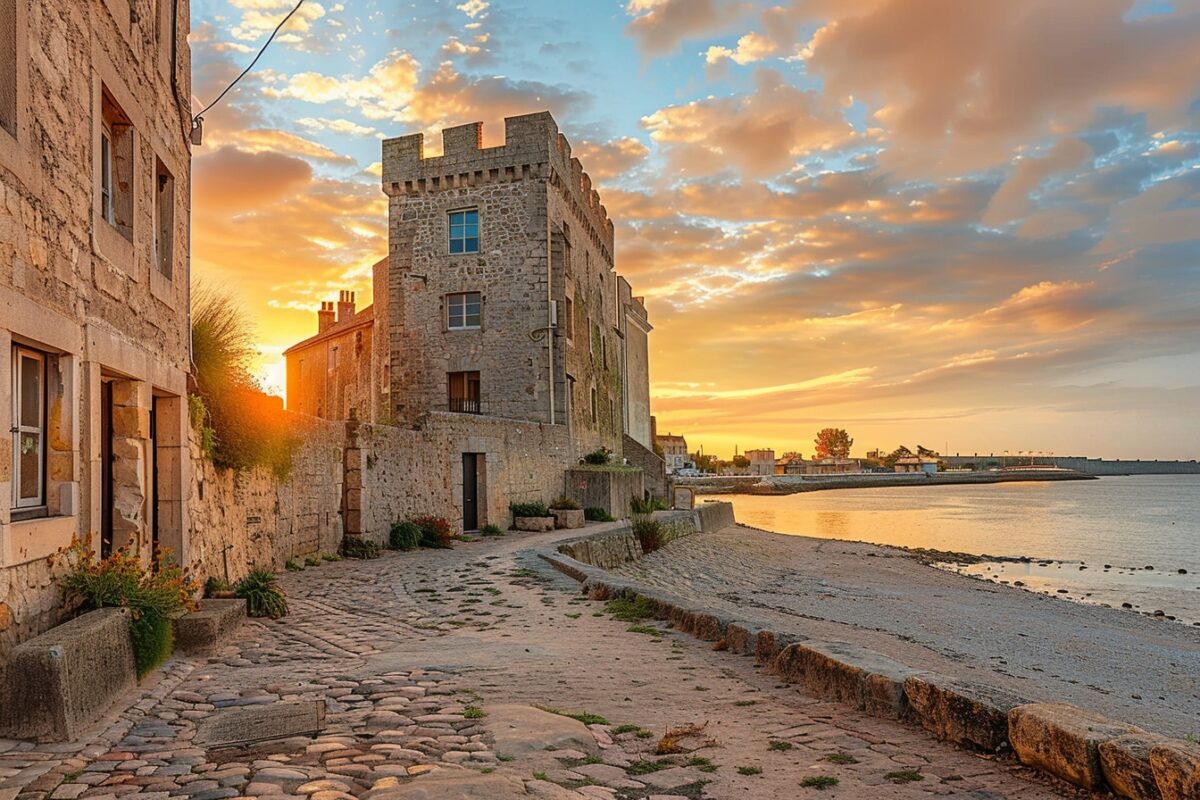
(903, 674, 1025, 752)
(1009, 703, 1140, 789)
(550, 508, 584, 529)
(173, 599, 247, 654)
(194, 700, 326, 748)
(693, 501, 735, 532)
(1100, 733, 1168, 800)
(1150, 739, 1200, 800)
(0, 607, 136, 742)
(514, 516, 554, 532)
(773, 641, 915, 716)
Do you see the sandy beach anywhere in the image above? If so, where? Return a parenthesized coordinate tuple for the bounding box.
(610, 524, 1200, 738)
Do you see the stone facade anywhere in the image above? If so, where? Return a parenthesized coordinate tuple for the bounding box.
(284, 289, 375, 421)
(656, 433, 690, 474)
(1, 0, 193, 659)
(746, 448, 775, 476)
(377, 112, 649, 462)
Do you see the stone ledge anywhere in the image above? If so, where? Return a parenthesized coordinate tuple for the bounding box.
(1150, 739, 1200, 800)
(174, 599, 247, 655)
(1100, 732, 1170, 800)
(0, 607, 136, 742)
(904, 674, 1025, 752)
(1009, 702, 1141, 789)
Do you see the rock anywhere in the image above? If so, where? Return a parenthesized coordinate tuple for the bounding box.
(573, 764, 627, 784)
(638, 768, 701, 789)
(484, 705, 599, 757)
(514, 517, 555, 532)
(1150, 739, 1200, 800)
(1008, 703, 1140, 789)
(296, 780, 353, 794)
(904, 675, 1025, 751)
(369, 772, 528, 799)
(1099, 733, 1168, 800)
(550, 509, 585, 530)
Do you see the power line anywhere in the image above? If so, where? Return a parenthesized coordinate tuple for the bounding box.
(192, 0, 307, 134)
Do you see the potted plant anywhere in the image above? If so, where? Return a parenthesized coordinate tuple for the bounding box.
(509, 501, 555, 532)
(548, 497, 585, 529)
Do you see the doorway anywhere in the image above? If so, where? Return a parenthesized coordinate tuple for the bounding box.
(100, 381, 114, 558)
(462, 453, 482, 531)
(150, 396, 159, 567)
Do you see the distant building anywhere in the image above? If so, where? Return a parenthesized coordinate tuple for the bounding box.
(657, 434, 690, 474)
(285, 290, 374, 420)
(746, 449, 775, 476)
(775, 453, 808, 475)
(807, 458, 860, 475)
(895, 456, 939, 474)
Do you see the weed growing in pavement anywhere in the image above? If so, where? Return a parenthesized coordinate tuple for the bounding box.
(737, 766, 762, 776)
(801, 776, 839, 789)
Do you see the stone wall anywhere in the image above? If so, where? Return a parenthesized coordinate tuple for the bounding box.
(188, 419, 345, 584)
(563, 467, 645, 518)
(622, 434, 668, 500)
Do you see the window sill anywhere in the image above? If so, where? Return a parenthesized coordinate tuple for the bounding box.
(10, 507, 49, 523)
(446, 327, 483, 333)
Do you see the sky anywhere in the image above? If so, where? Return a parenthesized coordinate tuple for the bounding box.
(190, 0, 1200, 460)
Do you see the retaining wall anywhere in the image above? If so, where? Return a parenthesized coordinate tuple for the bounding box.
(538, 517, 1199, 800)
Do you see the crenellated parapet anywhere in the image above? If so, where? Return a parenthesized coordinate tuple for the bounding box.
(381, 111, 615, 260)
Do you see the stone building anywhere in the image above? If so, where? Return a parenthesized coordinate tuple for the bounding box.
(284, 287, 375, 420)
(656, 434, 690, 474)
(746, 448, 775, 476)
(376, 112, 651, 461)
(0, 0, 193, 651)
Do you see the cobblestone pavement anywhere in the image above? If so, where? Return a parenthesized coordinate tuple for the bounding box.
(0, 527, 1095, 800)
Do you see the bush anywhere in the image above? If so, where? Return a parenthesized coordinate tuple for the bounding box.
(234, 568, 288, 619)
(631, 496, 667, 514)
(550, 497, 581, 510)
(203, 576, 231, 597)
(632, 515, 664, 553)
(480, 523, 504, 537)
(582, 448, 611, 466)
(413, 515, 454, 548)
(390, 521, 423, 551)
(285, 558, 303, 571)
(342, 537, 381, 559)
(584, 507, 615, 522)
(51, 538, 198, 678)
(510, 502, 549, 518)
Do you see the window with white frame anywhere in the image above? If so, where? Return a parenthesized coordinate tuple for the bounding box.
(11, 345, 46, 511)
(99, 86, 134, 239)
(448, 209, 479, 254)
(446, 291, 481, 330)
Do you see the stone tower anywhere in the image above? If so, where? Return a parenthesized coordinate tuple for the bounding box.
(378, 112, 644, 460)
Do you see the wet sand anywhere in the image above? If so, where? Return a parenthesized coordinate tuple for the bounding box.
(610, 524, 1200, 737)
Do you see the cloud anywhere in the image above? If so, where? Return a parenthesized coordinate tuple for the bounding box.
(296, 117, 381, 137)
(625, 0, 745, 57)
(982, 138, 1093, 226)
(641, 69, 854, 177)
(705, 32, 777, 65)
(229, 0, 328, 46)
(573, 137, 650, 181)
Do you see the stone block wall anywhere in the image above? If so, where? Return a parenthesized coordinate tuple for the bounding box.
(563, 467, 645, 518)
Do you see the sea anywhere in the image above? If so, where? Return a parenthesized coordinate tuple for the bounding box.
(711, 474, 1200, 626)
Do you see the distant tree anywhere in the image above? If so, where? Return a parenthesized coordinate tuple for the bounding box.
(917, 444, 939, 458)
(692, 452, 720, 473)
(814, 428, 854, 459)
(780, 451, 804, 461)
(731, 455, 750, 469)
(883, 446, 913, 468)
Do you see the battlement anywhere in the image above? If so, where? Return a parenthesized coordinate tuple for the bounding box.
(381, 112, 614, 255)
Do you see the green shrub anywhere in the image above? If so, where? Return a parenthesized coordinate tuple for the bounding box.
(390, 521, 423, 551)
(51, 538, 198, 678)
(549, 497, 581, 510)
(605, 595, 654, 622)
(285, 558, 303, 571)
(234, 568, 288, 619)
(203, 576, 230, 597)
(480, 523, 504, 537)
(584, 507, 615, 522)
(413, 515, 454, 548)
(322, 552, 342, 562)
(632, 515, 664, 553)
(510, 502, 549, 518)
(304, 556, 321, 567)
(130, 611, 174, 677)
(342, 537, 381, 559)
(631, 496, 667, 514)
(582, 448, 611, 466)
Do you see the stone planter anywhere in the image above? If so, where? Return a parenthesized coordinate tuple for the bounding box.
(550, 508, 585, 529)
(514, 516, 555, 532)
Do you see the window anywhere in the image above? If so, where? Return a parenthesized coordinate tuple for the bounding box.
(562, 223, 572, 275)
(446, 291, 482, 330)
(590, 387, 598, 425)
(354, 330, 364, 356)
(154, 157, 174, 277)
(100, 86, 134, 239)
(1, 0, 15, 136)
(448, 371, 481, 414)
(448, 209, 479, 254)
(563, 294, 574, 341)
(12, 346, 46, 511)
(328, 346, 338, 372)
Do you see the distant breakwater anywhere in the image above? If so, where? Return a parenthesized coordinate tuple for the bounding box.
(679, 469, 1096, 495)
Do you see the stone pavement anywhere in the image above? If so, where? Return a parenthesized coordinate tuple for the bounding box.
(0, 527, 1095, 800)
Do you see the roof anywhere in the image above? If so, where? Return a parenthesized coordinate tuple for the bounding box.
(283, 304, 375, 356)
(656, 434, 687, 444)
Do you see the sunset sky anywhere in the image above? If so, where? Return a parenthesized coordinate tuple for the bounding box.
(191, 0, 1200, 460)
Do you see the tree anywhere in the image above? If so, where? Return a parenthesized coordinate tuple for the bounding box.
(731, 454, 750, 470)
(883, 446, 913, 468)
(693, 452, 719, 473)
(814, 428, 854, 459)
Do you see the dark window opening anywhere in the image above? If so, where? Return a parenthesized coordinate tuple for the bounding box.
(449, 371, 481, 414)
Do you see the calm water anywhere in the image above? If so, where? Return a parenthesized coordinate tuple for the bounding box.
(713, 475, 1200, 624)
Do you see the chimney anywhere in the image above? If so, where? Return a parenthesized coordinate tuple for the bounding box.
(317, 301, 335, 332)
(337, 290, 356, 323)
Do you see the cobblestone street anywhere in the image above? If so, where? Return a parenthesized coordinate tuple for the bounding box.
(0, 529, 1091, 800)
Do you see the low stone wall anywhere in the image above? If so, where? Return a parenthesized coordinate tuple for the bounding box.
(553, 502, 735, 571)
(562, 467, 644, 519)
(539, 537, 1199, 800)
